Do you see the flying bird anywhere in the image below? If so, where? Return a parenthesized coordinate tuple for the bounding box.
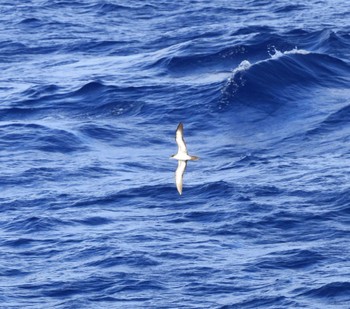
(170, 123, 199, 195)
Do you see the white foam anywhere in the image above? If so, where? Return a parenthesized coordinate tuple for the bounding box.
(229, 47, 310, 78)
(269, 47, 310, 59)
(232, 60, 252, 74)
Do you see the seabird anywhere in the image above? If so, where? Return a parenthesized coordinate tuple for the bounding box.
(170, 123, 199, 195)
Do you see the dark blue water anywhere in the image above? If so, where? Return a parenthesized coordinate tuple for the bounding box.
(1, 1, 350, 308)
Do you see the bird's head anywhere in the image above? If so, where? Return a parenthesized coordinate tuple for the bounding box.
(170, 154, 176, 159)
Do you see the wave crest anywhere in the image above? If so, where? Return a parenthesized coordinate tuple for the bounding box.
(219, 48, 349, 112)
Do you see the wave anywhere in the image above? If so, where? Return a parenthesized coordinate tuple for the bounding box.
(152, 29, 330, 65)
(18, 18, 42, 25)
(95, 2, 157, 15)
(255, 249, 325, 269)
(0, 122, 85, 153)
(304, 103, 350, 138)
(4, 81, 147, 120)
(5, 216, 68, 233)
(148, 29, 350, 79)
(149, 33, 298, 74)
(285, 29, 350, 58)
(299, 281, 350, 299)
(68, 81, 146, 117)
(273, 4, 306, 13)
(219, 48, 350, 113)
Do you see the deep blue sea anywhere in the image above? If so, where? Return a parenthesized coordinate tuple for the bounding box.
(1, 1, 350, 308)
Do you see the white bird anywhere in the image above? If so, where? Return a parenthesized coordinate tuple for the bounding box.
(170, 123, 199, 195)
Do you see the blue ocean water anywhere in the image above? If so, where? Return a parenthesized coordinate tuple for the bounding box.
(1, 0, 350, 307)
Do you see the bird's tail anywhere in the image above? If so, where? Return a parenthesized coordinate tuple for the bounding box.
(190, 156, 199, 161)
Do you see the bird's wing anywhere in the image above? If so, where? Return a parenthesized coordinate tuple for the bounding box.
(175, 160, 187, 195)
(175, 123, 188, 154)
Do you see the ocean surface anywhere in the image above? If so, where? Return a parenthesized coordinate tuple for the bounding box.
(1, 1, 350, 308)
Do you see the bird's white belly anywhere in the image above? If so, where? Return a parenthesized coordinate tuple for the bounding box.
(174, 153, 191, 160)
